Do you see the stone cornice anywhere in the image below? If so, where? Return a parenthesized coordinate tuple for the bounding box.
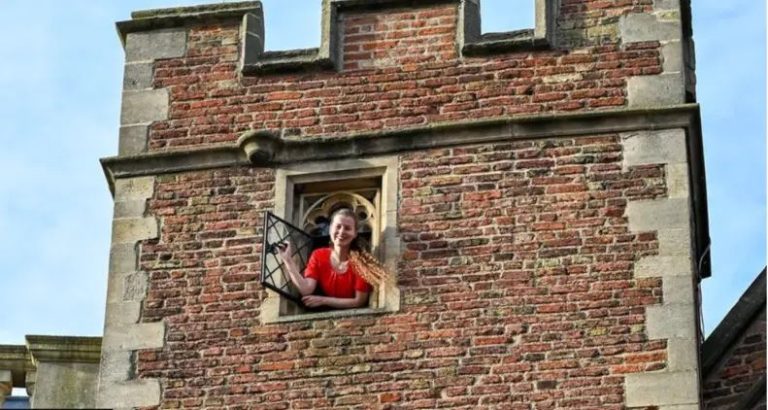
(0, 345, 31, 388)
(26, 336, 102, 365)
(116, 1, 261, 46)
(101, 104, 702, 188)
(100, 103, 711, 280)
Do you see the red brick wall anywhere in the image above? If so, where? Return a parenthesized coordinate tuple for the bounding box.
(343, 6, 458, 70)
(128, 1, 687, 408)
(149, 2, 661, 151)
(703, 310, 767, 409)
(135, 135, 672, 408)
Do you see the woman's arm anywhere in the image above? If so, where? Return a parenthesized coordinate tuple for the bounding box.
(276, 243, 316, 296)
(302, 291, 369, 309)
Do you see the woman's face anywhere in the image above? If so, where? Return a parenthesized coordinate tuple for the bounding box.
(330, 214, 357, 249)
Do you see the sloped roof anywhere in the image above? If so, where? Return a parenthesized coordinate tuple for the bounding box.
(702, 267, 766, 377)
(701, 267, 766, 409)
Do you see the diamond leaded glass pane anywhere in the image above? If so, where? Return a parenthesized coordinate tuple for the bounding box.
(260, 211, 314, 304)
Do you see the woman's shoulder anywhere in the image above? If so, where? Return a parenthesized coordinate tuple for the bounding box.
(312, 247, 331, 262)
(311, 247, 332, 258)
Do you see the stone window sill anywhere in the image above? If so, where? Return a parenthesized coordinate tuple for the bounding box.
(269, 307, 390, 324)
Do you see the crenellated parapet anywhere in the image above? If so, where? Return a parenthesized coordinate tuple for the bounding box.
(117, 0, 559, 76)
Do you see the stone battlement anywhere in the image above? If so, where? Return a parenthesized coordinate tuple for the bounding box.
(118, 0, 556, 74)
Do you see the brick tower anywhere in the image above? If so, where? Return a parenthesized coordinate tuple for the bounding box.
(98, 0, 710, 408)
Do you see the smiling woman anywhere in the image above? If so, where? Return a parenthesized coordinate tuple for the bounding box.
(276, 207, 389, 310)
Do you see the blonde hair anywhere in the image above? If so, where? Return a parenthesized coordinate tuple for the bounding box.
(331, 208, 390, 286)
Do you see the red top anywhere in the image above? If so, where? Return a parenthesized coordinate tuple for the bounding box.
(304, 248, 372, 298)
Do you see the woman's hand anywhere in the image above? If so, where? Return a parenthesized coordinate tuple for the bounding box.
(277, 242, 317, 296)
(275, 241, 293, 264)
(302, 295, 327, 308)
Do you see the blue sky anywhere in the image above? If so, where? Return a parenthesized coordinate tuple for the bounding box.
(0, 0, 764, 346)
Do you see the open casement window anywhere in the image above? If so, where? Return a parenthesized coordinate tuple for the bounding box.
(260, 211, 314, 305)
(260, 157, 401, 323)
(260, 187, 380, 311)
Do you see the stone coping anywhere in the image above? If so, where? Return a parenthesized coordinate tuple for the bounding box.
(26, 336, 102, 365)
(117, 0, 557, 74)
(241, 49, 335, 75)
(462, 33, 550, 56)
(0, 336, 100, 388)
(116, 1, 261, 45)
(331, 0, 459, 10)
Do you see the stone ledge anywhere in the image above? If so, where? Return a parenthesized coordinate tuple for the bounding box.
(267, 307, 389, 324)
(102, 104, 700, 189)
(26, 336, 101, 365)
